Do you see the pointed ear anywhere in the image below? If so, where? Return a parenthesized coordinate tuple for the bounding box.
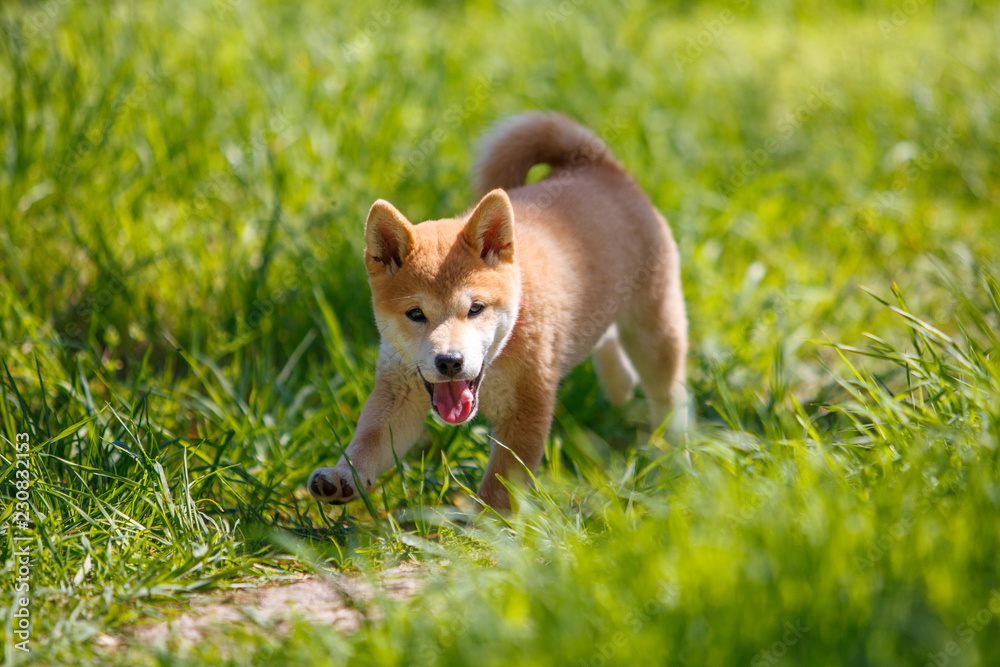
(463, 189, 515, 267)
(365, 199, 414, 276)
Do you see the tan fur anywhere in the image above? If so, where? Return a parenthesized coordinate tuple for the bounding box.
(309, 112, 688, 510)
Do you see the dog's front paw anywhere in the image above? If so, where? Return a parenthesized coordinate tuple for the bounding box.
(308, 467, 369, 505)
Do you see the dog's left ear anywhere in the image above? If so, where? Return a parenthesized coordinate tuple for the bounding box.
(463, 189, 515, 267)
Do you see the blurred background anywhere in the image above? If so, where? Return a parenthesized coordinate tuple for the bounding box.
(3, 0, 996, 375)
(1, 1, 999, 664)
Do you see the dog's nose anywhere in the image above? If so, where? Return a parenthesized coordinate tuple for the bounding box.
(435, 353, 464, 377)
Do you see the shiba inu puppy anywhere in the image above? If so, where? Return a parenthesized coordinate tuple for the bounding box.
(309, 112, 687, 510)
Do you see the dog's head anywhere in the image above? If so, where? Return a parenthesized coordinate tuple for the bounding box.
(364, 189, 521, 424)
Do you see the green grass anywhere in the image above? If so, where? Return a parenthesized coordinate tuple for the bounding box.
(2, 0, 1000, 664)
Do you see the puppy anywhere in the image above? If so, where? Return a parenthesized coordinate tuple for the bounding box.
(309, 112, 687, 510)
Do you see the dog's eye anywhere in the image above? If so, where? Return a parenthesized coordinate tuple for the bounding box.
(406, 308, 426, 322)
(468, 303, 485, 317)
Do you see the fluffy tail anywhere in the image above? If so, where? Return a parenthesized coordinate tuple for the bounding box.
(472, 112, 623, 197)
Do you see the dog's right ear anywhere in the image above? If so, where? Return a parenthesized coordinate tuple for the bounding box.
(365, 200, 415, 276)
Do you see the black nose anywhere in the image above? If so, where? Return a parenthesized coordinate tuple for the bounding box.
(435, 353, 464, 377)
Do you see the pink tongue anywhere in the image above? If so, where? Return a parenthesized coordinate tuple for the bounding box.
(432, 380, 475, 423)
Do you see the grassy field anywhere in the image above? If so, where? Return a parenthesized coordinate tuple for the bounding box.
(2, 0, 1000, 664)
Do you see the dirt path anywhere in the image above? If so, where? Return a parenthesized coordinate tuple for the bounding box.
(95, 564, 424, 652)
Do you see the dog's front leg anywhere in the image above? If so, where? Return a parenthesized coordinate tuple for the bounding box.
(308, 358, 428, 505)
(476, 382, 555, 510)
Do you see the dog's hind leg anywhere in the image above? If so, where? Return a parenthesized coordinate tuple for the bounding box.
(592, 324, 639, 407)
(617, 270, 690, 434)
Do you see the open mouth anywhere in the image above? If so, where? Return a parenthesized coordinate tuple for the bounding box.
(421, 366, 484, 424)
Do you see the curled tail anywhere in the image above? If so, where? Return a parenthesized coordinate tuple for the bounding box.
(472, 112, 623, 197)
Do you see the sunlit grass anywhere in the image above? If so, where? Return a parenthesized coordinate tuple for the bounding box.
(1, 0, 999, 664)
